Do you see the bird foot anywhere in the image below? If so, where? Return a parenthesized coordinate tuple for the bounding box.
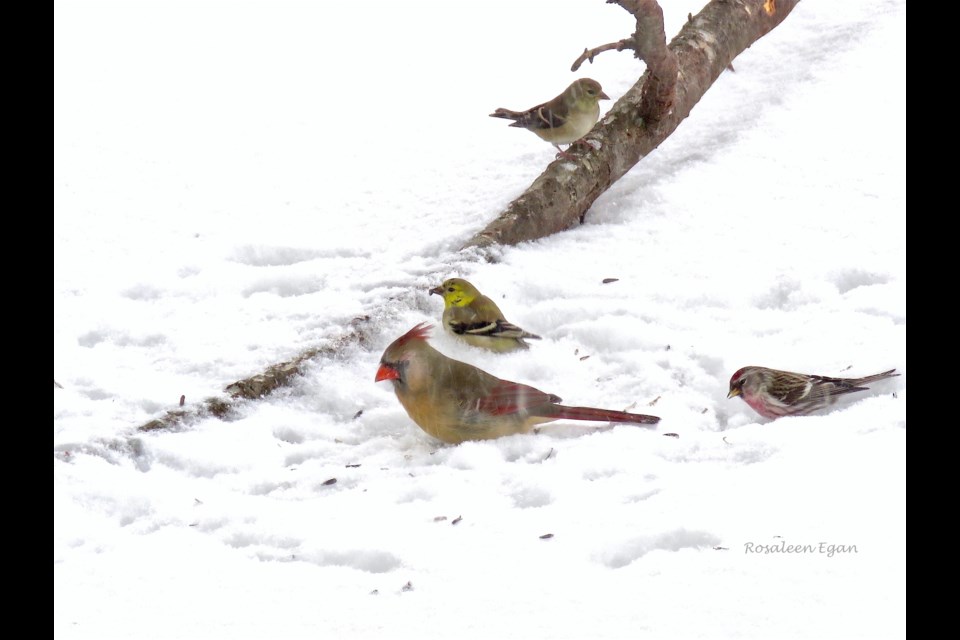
(554, 139, 594, 161)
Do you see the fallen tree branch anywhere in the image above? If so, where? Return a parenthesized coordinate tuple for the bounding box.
(137, 315, 375, 432)
(465, 0, 799, 249)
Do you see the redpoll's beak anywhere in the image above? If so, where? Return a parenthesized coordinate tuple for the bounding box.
(375, 363, 400, 382)
(428, 286, 443, 296)
(726, 388, 741, 399)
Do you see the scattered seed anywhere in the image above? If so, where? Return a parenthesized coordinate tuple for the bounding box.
(321, 478, 337, 486)
(451, 515, 463, 525)
(346, 463, 361, 468)
(401, 581, 414, 592)
(648, 395, 661, 407)
(713, 546, 729, 551)
(602, 278, 619, 284)
(539, 533, 554, 540)
(579, 355, 591, 361)
(179, 395, 185, 407)
(665, 345, 671, 351)
(663, 433, 679, 438)
(353, 410, 363, 419)
(369, 589, 379, 596)
(542, 448, 555, 461)
(701, 408, 708, 414)
(433, 516, 448, 522)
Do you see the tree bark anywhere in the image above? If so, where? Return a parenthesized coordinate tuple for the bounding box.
(466, 0, 800, 250)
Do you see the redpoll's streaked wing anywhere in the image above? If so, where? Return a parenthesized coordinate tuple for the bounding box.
(769, 370, 816, 405)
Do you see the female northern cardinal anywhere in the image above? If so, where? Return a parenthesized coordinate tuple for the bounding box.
(375, 323, 660, 444)
(727, 366, 900, 419)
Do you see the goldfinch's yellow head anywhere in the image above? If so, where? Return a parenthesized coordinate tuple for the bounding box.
(429, 278, 480, 308)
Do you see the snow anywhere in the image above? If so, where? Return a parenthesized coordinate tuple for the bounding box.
(54, 1, 906, 638)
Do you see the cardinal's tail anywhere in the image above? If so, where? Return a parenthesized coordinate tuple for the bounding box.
(551, 405, 660, 425)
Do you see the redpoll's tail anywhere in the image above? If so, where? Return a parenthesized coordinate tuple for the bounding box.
(549, 405, 660, 425)
(851, 369, 900, 386)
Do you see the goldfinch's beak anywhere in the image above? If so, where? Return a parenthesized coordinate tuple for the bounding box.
(375, 363, 401, 382)
(599, 91, 610, 100)
(727, 388, 741, 399)
(428, 286, 443, 296)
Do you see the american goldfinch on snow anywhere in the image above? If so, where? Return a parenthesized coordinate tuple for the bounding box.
(375, 323, 660, 444)
(490, 78, 610, 156)
(429, 278, 541, 353)
(727, 366, 900, 419)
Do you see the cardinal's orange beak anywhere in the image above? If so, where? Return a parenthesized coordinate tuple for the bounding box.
(375, 363, 400, 382)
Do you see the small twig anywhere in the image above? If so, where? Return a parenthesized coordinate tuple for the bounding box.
(571, 40, 635, 71)
(571, 0, 678, 123)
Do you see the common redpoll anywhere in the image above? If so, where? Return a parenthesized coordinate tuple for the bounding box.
(727, 366, 900, 419)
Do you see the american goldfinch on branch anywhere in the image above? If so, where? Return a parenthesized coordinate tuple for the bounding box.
(375, 323, 660, 444)
(429, 278, 541, 353)
(490, 78, 610, 156)
(727, 366, 900, 419)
